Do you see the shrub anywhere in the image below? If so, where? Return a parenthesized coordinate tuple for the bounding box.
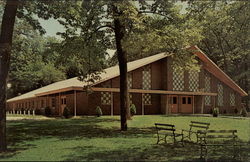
(241, 108, 248, 117)
(63, 107, 71, 118)
(44, 107, 51, 116)
(223, 109, 227, 114)
(212, 107, 219, 117)
(130, 104, 136, 116)
(96, 106, 102, 117)
(35, 109, 41, 115)
(234, 108, 238, 114)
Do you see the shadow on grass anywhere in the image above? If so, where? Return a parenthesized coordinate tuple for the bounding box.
(62, 141, 250, 162)
(2, 117, 155, 159)
(2, 116, 249, 161)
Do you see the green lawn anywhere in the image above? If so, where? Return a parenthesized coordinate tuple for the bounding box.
(0, 115, 249, 161)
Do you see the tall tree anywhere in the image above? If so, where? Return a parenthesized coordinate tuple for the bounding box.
(0, 0, 19, 151)
(187, 1, 250, 108)
(55, 0, 203, 130)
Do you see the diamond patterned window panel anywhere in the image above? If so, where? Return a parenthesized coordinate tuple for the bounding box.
(142, 65, 152, 105)
(101, 82, 111, 105)
(217, 83, 224, 106)
(230, 93, 235, 106)
(173, 69, 184, 91)
(189, 71, 199, 92)
(128, 73, 132, 89)
(204, 72, 211, 92)
(143, 93, 152, 105)
(142, 65, 151, 90)
(129, 94, 133, 105)
(205, 96, 211, 106)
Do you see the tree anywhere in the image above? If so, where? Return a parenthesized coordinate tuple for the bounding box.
(8, 21, 66, 98)
(187, 1, 250, 108)
(0, 0, 19, 151)
(55, 0, 203, 130)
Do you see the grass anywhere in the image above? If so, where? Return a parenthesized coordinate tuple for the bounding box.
(0, 115, 249, 161)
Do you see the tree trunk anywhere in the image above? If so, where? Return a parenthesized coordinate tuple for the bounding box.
(0, 0, 19, 152)
(112, 4, 130, 131)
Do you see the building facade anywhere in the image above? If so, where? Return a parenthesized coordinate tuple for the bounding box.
(7, 46, 247, 116)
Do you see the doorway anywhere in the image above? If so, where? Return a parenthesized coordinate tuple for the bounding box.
(169, 95, 178, 113)
(180, 96, 193, 113)
(60, 96, 67, 115)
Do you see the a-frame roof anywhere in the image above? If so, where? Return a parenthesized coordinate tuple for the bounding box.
(7, 46, 247, 102)
(190, 46, 247, 97)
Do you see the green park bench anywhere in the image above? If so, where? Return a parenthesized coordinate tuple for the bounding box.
(197, 130, 238, 159)
(182, 121, 210, 143)
(155, 123, 183, 146)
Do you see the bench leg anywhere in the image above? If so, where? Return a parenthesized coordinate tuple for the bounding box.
(156, 133, 160, 144)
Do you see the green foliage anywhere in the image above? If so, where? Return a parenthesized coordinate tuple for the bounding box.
(96, 106, 103, 117)
(44, 107, 51, 117)
(63, 107, 71, 119)
(240, 108, 248, 117)
(130, 104, 136, 116)
(187, 1, 250, 106)
(212, 107, 219, 117)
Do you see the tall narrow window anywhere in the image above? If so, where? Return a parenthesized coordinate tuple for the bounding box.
(128, 73, 133, 105)
(142, 65, 151, 105)
(218, 83, 224, 106)
(52, 98, 56, 107)
(173, 68, 184, 91)
(204, 71, 211, 106)
(189, 70, 199, 91)
(230, 93, 235, 106)
(101, 82, 111, 105)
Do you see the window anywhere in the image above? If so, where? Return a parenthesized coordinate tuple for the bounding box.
(205, 96, 211, 106)
(128, 73, 133, 105)
(188, 97, 192, 104)
(230, 93, 235, 106)
(41, 100, 44, 107)
(204, 71, 211, 106)
(218, 83, 224, 106)
(182, 97, 186, 104)
(101, 82, 111, 105)
(173, 97, 177, 104)
(142, 65, 151, 105)
(173, 68, 184, 91)
(189, 71, 199, 91)
(61, 98, 64, 105)
(64, 98, 66, 104)
(52, 98, 56, 107)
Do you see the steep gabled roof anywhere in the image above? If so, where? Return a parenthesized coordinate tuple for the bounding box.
(8, 52, 169, 102)
(7, 46, 247, 102)
(190, 46, 247, 97)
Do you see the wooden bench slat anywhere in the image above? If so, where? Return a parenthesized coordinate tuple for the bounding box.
(155, 123, 174, 127)
(206, 130, 237, 133)
(190, 124, 209, 129)
(156, 128, 176, 131)
(206, 135, 237, 138)
(191, 121, 210, 125)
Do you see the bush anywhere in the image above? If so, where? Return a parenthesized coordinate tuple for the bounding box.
(35, 109, 41, 115)
(130, 104, 136, 116)
(223, 109, 227, 114)
(63, 107, 71, 118)
(96, 106, 102, 117)
(234, 108, 238, 114)
(241, 108, 248, 117)
(44, 107, 51, 116)
(212, 107, 219, 117)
